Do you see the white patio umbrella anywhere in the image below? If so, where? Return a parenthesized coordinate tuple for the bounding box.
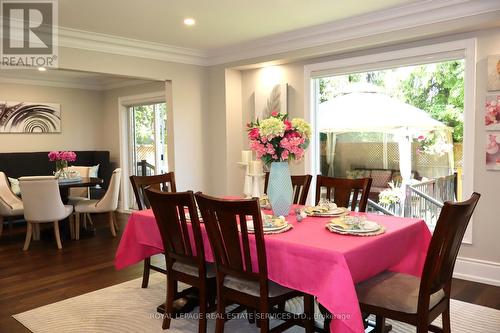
(318, 91, 451, 204)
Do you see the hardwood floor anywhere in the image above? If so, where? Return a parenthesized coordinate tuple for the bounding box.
(1, 212, 499, 332)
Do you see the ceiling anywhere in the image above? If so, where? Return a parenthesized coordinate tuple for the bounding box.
(59, 0, 415, 50)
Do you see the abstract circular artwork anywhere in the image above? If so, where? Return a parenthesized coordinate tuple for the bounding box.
(0, 101, 61, 133)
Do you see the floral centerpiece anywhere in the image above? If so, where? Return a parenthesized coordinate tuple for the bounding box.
(48, 151, 77, 178)
(247, 111, 311, 216)
(247, 111, 311, 165)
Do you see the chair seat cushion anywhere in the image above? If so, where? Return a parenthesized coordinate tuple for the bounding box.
(223, 275, 295, 298)
(172, 261, 216, 279)
(68, 196, 89, 206)
(356, 271, 445, 314)
(74, 199, 106, 213)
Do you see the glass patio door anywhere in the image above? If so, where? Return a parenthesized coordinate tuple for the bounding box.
(129, 102, 167, 177)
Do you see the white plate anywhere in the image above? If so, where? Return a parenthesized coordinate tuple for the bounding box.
(245, 220, 289, 232)
(328, 221, 381, 233)
(307, 207, 348, 216)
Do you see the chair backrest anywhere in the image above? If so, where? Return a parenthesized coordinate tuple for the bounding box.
(195, 193, 269, 294)
(146, 189, 206, 272)
(95, 169, 121, 211)
(264, 173, 313, 205)
(0, 171, 22, 215)
(66, 166, 90, 198)
(130, 172, 177, 210)
(418, 192, 480, 307)
(315, 175, 372, 212)
(19, 176, 67, 222)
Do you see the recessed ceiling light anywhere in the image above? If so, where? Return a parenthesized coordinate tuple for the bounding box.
(38, 67, 47, 72)
(183, 18, 195, 26)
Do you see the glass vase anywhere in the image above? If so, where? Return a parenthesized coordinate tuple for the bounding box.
(267, 161, 293, 216)
(55, 160, 68, 179)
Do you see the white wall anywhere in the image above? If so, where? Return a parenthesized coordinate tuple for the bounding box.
(0, 82, 104, 152)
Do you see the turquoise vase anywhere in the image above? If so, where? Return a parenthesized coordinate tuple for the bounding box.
(267, 161, 293, 217)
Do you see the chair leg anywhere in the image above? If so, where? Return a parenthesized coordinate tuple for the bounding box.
(86, 213, 94, 229)
(162, 276, 176, 329)
(304, 294, 315, 333)
(82, 213, 87, 229)
(198, 282, 207, 333)
(112, 211, 119, 231)
(141, 257, 151, 288)
(109, 212, 117, 237)
(215, 294, 225, 333)
(32, 223, 40, 241)
(53, 221, 62, 249)
(69, 214, 75, 240)
(23, 222, 33, 251)
(258, 301, 270, 333)
(75, 213, 80, 240)
(442, 302, 451, 333)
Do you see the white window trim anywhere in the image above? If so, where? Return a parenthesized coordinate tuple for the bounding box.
(304, 38, 476, 244)
(118, 91, 166, 212)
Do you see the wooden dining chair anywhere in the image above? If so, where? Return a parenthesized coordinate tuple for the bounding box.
(145, 189, 215, 333)
(355, 192, 480, 333)
(130, 172, 177, 288)
(195, 193, 314, 333)
(315, 175, 372, 211)
(264, 173, 313, 205)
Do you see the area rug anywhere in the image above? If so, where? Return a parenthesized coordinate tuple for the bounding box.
(13, 274, 500, 332)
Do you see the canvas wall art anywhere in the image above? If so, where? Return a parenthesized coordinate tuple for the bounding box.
(486, 132, 500, 170)
(485, 94, 500, 130)
(487, 55, 500, 92)
(255, 83, 288, 120)
(0, 101, 61, 133)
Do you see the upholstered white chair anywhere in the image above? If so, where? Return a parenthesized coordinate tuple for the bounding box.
(0, 172, 24, 236)
(19, 176, 73, 251)
(66, 166, 91, 201)
(73, 169, 121, 240)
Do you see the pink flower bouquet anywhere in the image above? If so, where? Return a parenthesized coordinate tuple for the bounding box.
(48, 151, 77, 162)
(247, 111, 311, 165)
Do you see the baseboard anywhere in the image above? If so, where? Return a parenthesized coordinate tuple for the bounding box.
(453, 257, 500, 287)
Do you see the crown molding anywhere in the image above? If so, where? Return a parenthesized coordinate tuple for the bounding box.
(0, 76, 104, 90)
(43, 0, 500, 67)
(58, 27, 210, 66)
(0, 74, 150, 91)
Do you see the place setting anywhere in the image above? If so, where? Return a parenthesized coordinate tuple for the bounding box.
(326, 215, 385, 236)
(241, 211, 293, 234)
(302, 198, 348, 217)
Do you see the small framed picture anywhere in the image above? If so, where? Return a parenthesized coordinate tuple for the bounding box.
(486, 132, 500, 170)
(487, 55, 500, 92)
(485, 94, 500, 130)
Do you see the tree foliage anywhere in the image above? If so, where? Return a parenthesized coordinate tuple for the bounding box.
(397, 61, 464, 142)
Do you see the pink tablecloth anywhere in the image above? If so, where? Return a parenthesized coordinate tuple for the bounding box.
(115, 209, 431, 333)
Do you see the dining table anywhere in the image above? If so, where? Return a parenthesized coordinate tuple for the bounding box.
(114, 206, 431, 333)
(58, 177, 104, 203)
